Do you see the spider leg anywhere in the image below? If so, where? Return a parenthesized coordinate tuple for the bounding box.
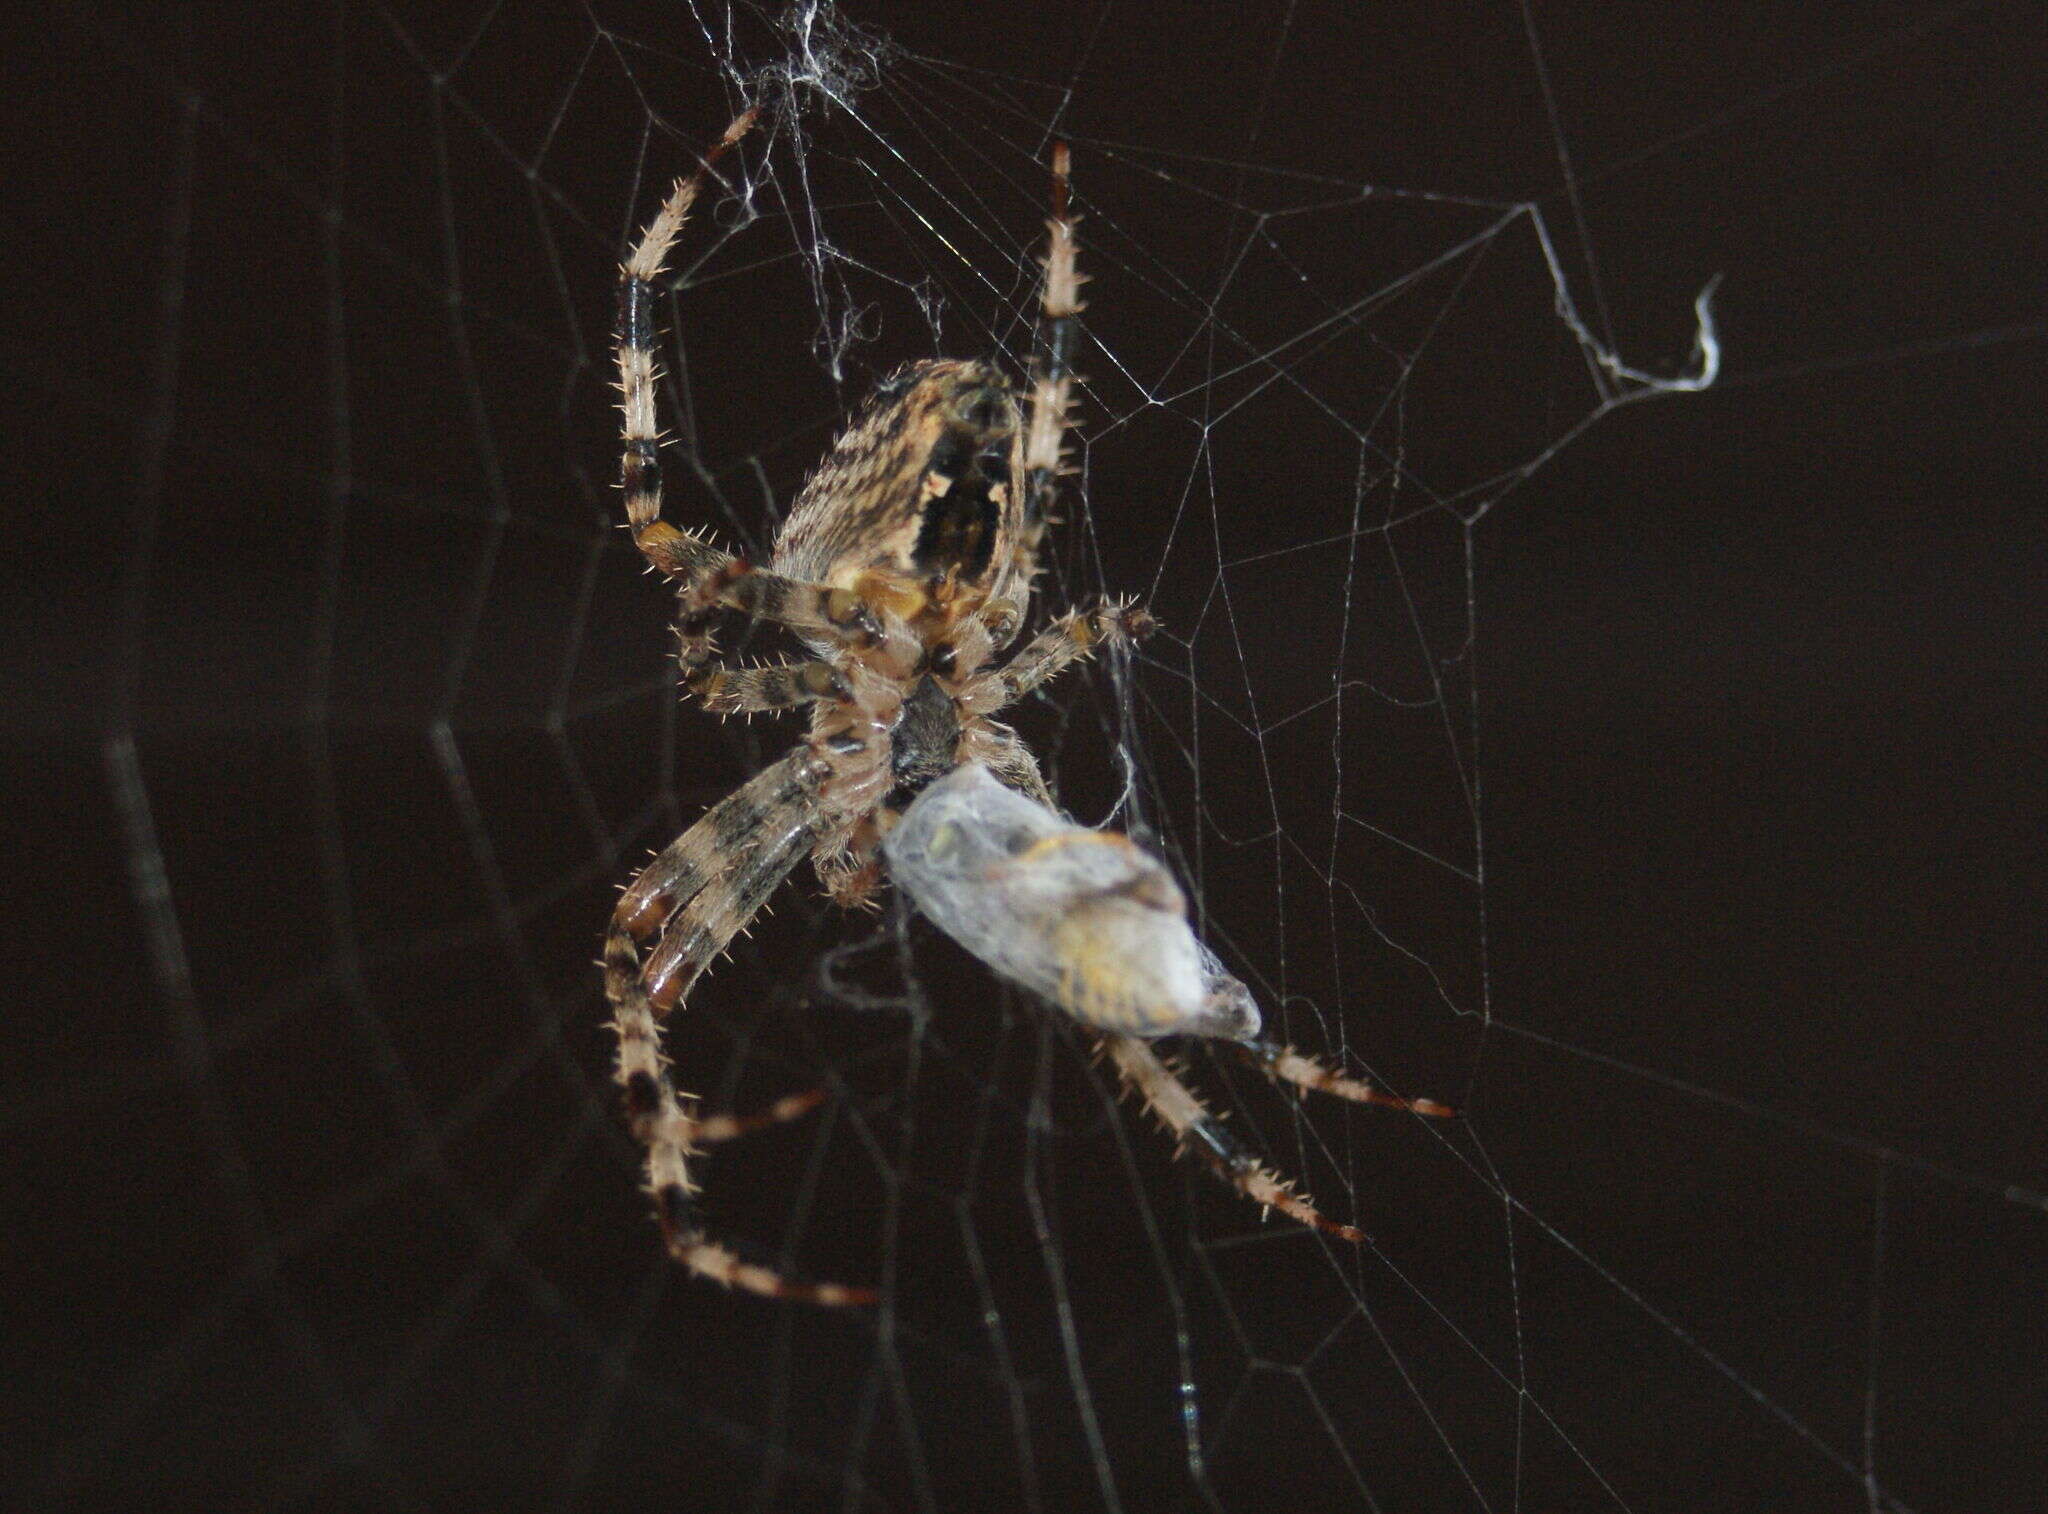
(813, 812, 890, 912)
(615, 750, 821, 942)
(689, 658, 850, 716)
(691, 1087, 828, 1145)
(1234, 1039, 1458, 1118)
(615, 107, 916, 675)
(1097, 1032, 1366, 1244)
(961, 598, 1155, 716)
(607, 926, 873, 1306)
(956, 718, 1057, 808)
(606, 748, 875, 1304)
(636, 788, 821, 1014)
(995, 143, 1086, 616)
(636, 525, 902, 682)
(617, 108, 759, 586)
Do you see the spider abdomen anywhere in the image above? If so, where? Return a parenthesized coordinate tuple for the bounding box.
(772, 359, 1024, 604)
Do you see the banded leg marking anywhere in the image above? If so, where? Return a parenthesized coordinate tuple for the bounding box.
(965, 598, 1155, 715)
(689, 659, 850, 715)
(1099, 1033, 1366, 1244)
(605, 743, 873, 1304)
(1237, 1040, 1458, 1119)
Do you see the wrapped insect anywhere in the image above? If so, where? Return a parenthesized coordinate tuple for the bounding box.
(885, 765, 1453, 1243)
(883, 763, 1261, 1041)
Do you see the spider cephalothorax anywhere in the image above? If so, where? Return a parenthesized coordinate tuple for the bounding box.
(604, 109, 1448, 1305)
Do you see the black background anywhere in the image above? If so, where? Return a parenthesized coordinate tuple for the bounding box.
(7, 2, 2044, 1511)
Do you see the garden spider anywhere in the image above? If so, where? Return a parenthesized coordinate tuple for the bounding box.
(605, 107, 1453, 1305)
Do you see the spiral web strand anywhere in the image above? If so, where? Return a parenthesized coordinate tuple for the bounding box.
(20, 1, 2047, 1511)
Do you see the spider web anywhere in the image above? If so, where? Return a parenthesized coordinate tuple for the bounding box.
(14, 1, 2047, 1510)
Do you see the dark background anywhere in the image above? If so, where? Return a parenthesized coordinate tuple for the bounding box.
(6, 2, 2044, 1511)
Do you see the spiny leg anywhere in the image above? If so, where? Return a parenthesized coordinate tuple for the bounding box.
(617, 108, 758, 582)
(606, 750, 874, 1304)
(962, 598, 1155, 716)
(956, 718, 1057, 809)
(606, 925, 874, 1306)
(614, 108, 898, 674)
(1234, 1040, 1458, 1119)
(662, 554, 891, 686)
(689, 658, 850, 716)
(990, 150, 1163, 733)
(1097, 1032, 1366, 1244)
(615, 106, 759, 676)
(637, 790, 822, 1013)
(999, 142, 1086, 611)
(692, 1087, 828, 1145)
(615, 749, 823, 941)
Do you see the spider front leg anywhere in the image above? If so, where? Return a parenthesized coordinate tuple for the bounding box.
(614, 106, 916, 675)
(996, 142, 1087, 603)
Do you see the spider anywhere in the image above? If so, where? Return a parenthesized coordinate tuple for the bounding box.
(605, 108, 1453, 1305)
